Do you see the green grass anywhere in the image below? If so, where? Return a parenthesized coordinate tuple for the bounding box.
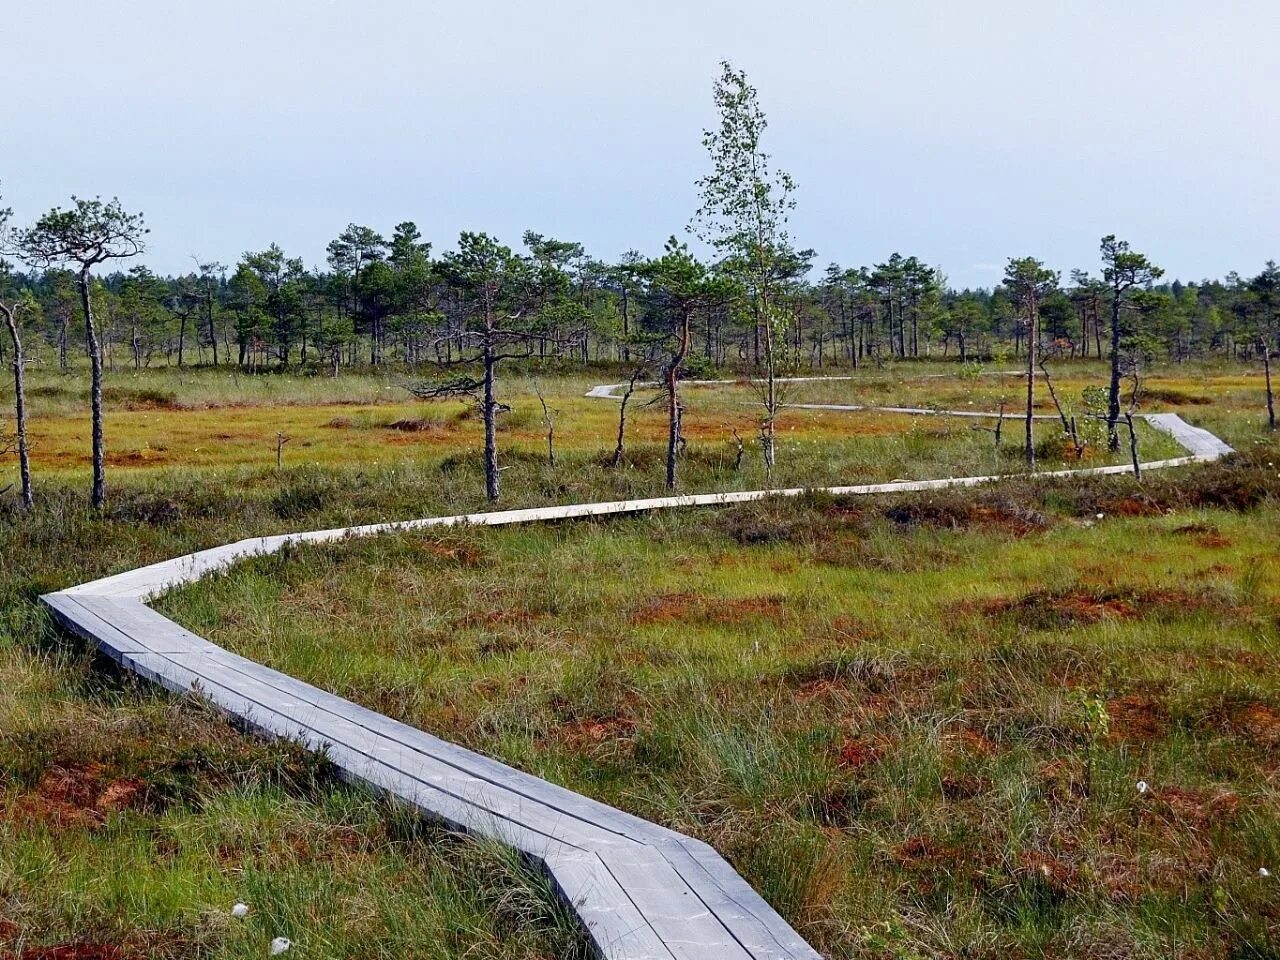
(160, 457, 1280, 959)
(0, 641, 587, 959)
(2, 359, 1277, 958)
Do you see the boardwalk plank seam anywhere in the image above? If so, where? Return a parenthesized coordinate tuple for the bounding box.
(41, 382, 1233, 960)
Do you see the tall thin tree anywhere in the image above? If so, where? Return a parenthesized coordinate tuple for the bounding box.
(1249, 261, 1279, 431)
(409, 232, 573, 502)
(1004, 257, 1060, 467)
(1099, 236, 1162, 450)
(640, 239, 728, 490)
(16, 197, 147, 508)
(0, 197, 34, 509)
(692, 61, 797, 478)
(194, 257, 225, 366)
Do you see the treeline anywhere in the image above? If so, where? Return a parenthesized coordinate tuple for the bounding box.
(3, 235, 1279, 376)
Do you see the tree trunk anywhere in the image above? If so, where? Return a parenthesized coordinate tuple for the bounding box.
(1107, 289, 1123, 451)
(483, 345, 500, 502)
(1262, 336, 1276, 431)
(1, 303, 33, 509)
(620, 286, 630, 363)
(1092, 296, 1102, 362)
(666, 310, 691, 490)
(207, 294, 219, 366)
(760, 296, 777, 478)
(611, 372, 640, 468)
(1025, 304, 1037, 468)
(78, 267, 107, 509)
(1125, 412, 1141, 479)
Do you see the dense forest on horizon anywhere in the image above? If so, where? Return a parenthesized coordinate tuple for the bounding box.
(1, 228, 1278, 376)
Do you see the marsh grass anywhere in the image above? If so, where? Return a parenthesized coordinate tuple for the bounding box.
(3, 359, 1211, 481)
(2, 360, 1277, 958)
(160, 451, 1280, 959)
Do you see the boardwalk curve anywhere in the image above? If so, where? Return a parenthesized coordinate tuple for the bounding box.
(41, 382, 1232, 959)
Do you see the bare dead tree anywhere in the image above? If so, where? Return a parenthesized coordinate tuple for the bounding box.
(1123, 412, 1141, 479)
(731, 428, 745, 470)
(970, 397, 1008, 452)
(275, 432, 290, 471)
(0, 296, 33, 509)
(1039, 349, 1085, 459)
(1038, 356, 1071, 434)
(1124, 356, 1145, 415)
(533, 379, 556, 466)
(1085, 412, 1141, 478)
(610, 366, 647, 469)
(0, 198, 34, 509)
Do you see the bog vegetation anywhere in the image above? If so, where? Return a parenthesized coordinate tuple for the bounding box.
(0, 62, 1277, 960)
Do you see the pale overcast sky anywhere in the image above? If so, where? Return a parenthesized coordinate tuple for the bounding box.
(3, 0, 1276, 288)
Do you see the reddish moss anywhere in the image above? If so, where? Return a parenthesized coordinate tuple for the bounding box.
(3, 764, 150, 832)
(1100, 495, 1164, 517)
(1232, 703, 1280, 746)
(942, 727, 1000, 757)
(1016, 850, 1081, 894)
(15, 946, 129, 960)
(1144, 786, 1241, 829)
(834, 737, 882, 771)
(940, 774, 990, 800)
(1107, 694, 1169, 742)
(1173, 522, 1233, 548)
(630, 592, 789, 627)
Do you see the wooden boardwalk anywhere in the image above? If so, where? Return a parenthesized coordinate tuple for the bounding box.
(40, 391, 1232, 959)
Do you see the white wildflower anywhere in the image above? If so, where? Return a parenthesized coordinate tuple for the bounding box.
(1136, 780, 1150, 794)
(1260, 867, 1272, 878)
(231, 902, 249, 918)
(270, 937, 292, 955)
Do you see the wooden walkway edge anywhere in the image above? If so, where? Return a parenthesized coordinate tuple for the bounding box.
(40, 394, 1232, 959)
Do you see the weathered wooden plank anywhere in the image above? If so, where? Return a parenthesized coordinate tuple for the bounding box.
(1144, 412, 1234, 459)
(546, 852, 679, 960)
(653, 837, 823, 960)
(88, 597, 660, 846)
(68, 595, 219, 653)
(43, 592, 153, 659)
(115, 643, 648, 854)
(594, 849, 755, 960)
(194, 643, 666, 842)
(118, 650, 604, 856)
